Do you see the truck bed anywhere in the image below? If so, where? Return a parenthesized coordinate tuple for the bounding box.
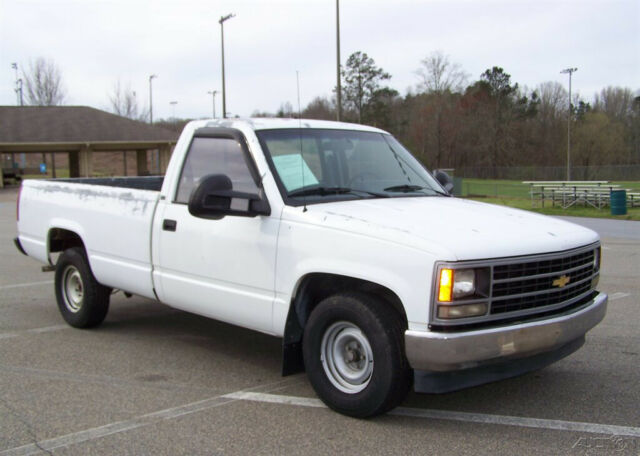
(17, 178, 161, 299)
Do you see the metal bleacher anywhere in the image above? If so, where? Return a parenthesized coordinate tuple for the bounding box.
(523, 181, 640, 209)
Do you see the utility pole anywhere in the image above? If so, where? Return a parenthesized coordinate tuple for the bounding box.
(219, 13, 235, 119)
(149, 74, 157, 123)
(12, 63, 25, 169)
(16, 79, 23, 106)
(11, 63, 23, 106)
(336, 0, 342, 121)
(560, 68, 577, 181)
(208, 90, 218, 118)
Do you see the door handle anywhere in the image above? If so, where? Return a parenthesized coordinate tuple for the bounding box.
(163, 219, 177, 232)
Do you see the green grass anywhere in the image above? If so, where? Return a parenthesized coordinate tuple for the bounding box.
(457, 178, 640, 220)
(469, 196, 640, 221)
(461, 179, 530, 198)
(460, 178, 640, 199)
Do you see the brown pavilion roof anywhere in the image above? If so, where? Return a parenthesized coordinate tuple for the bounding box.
(0, 106, 178, 152)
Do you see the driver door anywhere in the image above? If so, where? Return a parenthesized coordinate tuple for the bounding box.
(152, 129, 279, 333)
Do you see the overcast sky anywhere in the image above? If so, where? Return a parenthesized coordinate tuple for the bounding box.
(1, 0, 638, 121)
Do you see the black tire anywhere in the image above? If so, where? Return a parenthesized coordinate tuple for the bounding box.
(302, 292, 411, 418)
(54, 247, 110, 328)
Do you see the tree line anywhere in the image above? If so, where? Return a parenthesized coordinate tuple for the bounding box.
(261, 51, 639, 175)
(14, 55, 639, 175)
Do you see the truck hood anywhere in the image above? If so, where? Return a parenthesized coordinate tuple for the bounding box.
(286, 197, 599, 261)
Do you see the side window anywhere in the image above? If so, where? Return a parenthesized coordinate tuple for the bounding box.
(175, 137, 259, 203)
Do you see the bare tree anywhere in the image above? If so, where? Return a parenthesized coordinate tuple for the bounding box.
(573, 111, 627, 172)
(537, 81, 568, 120)
(276, 102, 294, 118)
(411, 53, 467, 167)
(594, 86, 635, 122)
(108, 80, 148, 120)
(416, 51, 468, 94)
(302, 96, 335, 120)
(533, 81, 569, 165)
(22, 57, 66, 105)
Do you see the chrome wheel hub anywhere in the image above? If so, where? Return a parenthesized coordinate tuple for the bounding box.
(62, 266, 84, 313)
(320, 321, 374, 394)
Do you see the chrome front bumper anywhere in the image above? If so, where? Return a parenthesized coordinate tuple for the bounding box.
(405, 292, 607, 372)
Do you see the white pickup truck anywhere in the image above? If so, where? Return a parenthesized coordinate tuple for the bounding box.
(15, 118, 607, 417)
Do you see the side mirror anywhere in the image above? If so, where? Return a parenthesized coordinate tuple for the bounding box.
(433, 170, 454, 194)
(188, 174, 271, 219)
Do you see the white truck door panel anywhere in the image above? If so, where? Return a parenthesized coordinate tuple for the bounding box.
(152, 131, 278, 334)
(153, 203, 278, 333)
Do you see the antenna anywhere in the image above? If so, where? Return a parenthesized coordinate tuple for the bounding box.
(296, 70, 307, 212)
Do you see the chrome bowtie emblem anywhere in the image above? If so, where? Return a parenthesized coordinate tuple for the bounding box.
(552, 275, 571, 288)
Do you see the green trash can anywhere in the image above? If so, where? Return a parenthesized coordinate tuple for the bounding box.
(610, 189, 627, 215)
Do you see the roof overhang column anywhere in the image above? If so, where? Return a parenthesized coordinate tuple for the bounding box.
(136, 150, 148, 176)
(78, 145, 93, 177)
(159, 145, 173, 174)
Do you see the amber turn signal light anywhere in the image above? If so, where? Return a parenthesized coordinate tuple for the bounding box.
(438, 268, 453, 302)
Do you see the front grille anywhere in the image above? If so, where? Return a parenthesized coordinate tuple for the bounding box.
(431, 243, 600, 330)
(491, 249, 596, 314)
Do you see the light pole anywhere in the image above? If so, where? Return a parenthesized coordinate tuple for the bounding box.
(219, 13, 235, 119)
(336, 0, 342, 121)
(208, 90, 218, 118)
(560, 67, 577, 181)
(11, 63, 23, 106)
(149, 74, 157, 124)
(16, 79, 23, 106)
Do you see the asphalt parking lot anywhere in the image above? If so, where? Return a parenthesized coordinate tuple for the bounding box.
(1, 187, 639, 455)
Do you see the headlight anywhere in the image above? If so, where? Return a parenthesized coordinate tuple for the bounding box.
(436, 266, 489, 320)
(452, 269, 475, 299)
(437, 268, 476, 301)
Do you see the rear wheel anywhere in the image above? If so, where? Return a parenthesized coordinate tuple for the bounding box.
(303, 292, 411, 417)
(55, 247, 110, 328)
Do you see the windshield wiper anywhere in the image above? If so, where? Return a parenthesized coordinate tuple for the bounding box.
(351, 188, 390, 198)
(289, 186, 352, 197)
(383, 184, 428, 193)
(289, 186, 389, 198)
(383, 184, 449, 197)
(430, 188, 451, 197)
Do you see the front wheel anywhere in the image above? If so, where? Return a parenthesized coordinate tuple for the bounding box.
(303, 292, 411, 417)
(54, 247, 110, 328)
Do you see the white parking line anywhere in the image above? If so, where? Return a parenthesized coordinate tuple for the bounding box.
(223, 392, 640, 438)
(25, 324, 68, 334)
(0, 377, 303, 456)
(0, 280, 53, 290)
(1, 397, 237, 456)
(609, 292, 631, 301)
(0, 325, 68, 340)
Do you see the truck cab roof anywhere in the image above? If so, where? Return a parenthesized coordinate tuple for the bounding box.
(193, 117, 389, 134)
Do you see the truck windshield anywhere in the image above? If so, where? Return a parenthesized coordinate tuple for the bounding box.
(256, 129, 446, 204)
